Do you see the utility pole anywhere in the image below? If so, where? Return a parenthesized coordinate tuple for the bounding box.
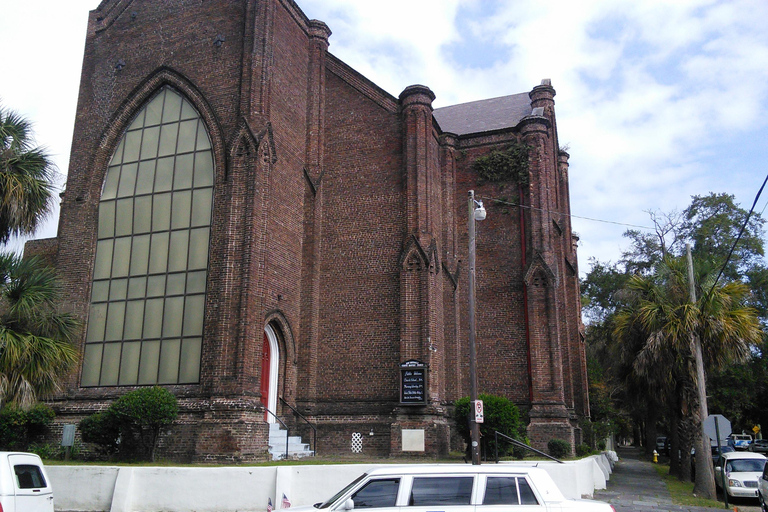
(468, 190, 485, 465)
(686, 243, 717, 500)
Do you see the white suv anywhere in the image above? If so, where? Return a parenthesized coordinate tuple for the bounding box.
(292, 464, 615, 512)
(715, 450, 766, 499)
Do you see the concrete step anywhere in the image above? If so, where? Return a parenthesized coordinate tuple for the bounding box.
(268, 423, 314, 460)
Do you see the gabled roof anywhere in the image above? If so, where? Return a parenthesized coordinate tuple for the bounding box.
(433, 92, 532, 136)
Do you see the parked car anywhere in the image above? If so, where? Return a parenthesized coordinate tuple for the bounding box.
(712, 445, 736, 465)
(758, 461, 768, 512)
(0, 452, 54, 512)
(728, 434, 753, 451)
(293, 464, 616, 512)
(714, 451, 767, 499)
(751, 439, 768, 454)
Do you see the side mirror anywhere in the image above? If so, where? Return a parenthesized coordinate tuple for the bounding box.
(342, 499, 354, 511)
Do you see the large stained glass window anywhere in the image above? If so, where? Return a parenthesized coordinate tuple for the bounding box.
(82, 87, 214, 386)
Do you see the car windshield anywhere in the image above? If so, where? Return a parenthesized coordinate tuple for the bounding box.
(727, 459, 766, 473)
(316, 474, 367, 509)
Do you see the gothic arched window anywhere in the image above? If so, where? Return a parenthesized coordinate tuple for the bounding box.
(81, 87, 214, 386)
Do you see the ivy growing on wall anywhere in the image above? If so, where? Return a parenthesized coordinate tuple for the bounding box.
(471, 141, 530, 186)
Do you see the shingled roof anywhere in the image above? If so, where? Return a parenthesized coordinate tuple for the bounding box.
(433, 92, 532, 136)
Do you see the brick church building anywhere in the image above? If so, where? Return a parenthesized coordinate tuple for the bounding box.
(29, 0, 589, 460)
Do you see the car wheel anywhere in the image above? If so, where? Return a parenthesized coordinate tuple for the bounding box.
(761, 492, 768, 512)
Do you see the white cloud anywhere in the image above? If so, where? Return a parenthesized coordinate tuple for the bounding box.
(2, 0, 767, 269)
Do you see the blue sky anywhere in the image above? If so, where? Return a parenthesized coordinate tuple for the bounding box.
(2, 0, 767, 274)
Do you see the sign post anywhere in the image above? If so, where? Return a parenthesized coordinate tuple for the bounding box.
(703, 414, 731, 509)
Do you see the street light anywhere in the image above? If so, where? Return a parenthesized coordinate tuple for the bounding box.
(468, 190, 485, 465)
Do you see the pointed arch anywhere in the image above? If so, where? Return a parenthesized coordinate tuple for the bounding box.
(524, 251, 557, 288)
(399, 235, 428, 272)
(265, 310, 296, 365)
(262, 324, 280, 422)
(88, 67, 225, 201)
(81, 85, 216, 387)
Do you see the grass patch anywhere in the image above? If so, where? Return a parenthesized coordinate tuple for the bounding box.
(652, 464, 723, 509)
(43, 452, 469, 467)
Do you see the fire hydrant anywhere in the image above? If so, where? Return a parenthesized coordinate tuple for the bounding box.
(653, 450, 658, 463)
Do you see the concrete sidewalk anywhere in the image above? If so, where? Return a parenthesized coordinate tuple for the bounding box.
(593, 447, 759, 512)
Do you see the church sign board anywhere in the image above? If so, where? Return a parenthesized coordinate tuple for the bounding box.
(400, 360, 427, 405)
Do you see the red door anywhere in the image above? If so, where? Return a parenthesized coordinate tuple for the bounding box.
(260, 332, 271, 420)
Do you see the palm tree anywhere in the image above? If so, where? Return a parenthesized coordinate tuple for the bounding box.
(0, 253, 78, 409)
(0, 105, 56, 244)
(614, 256, 761, 498)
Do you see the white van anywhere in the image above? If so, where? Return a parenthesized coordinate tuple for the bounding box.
(292, 464, 615, 512)
(0, 453, 54, 512)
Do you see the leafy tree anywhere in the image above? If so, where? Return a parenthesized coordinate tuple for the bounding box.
(613, 256, 761, 498)
(80, 387, 178, 461)
(582, 193, 767, 498)
(682, 193, 765, 279)
(619, 210, 683, 275)
(0, 402, 54, 450)
(0, 105, 56, 244)
(0, 253, 79, 408)
(112, 386, 178, 461)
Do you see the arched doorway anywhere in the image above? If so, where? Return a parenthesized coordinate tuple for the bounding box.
(261, 324, 280, 422)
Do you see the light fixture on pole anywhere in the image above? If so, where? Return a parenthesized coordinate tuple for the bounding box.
(468, 190, 485, 465)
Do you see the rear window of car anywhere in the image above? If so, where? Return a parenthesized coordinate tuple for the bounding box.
(409, 476, 473, 506)
(14, 465, 47, 489)
(483, 476, 539, 506)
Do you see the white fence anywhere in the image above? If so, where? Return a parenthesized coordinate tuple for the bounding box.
(47, 452, 616, 512)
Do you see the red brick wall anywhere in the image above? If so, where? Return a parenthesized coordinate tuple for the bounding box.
(46, 0, 588, 461)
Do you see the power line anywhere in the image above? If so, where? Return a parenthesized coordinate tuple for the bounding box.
(476, 195, 655, 231)
(707, 172, 768, 296)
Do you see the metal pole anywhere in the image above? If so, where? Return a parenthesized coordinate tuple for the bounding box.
(715, 417, 728, 509)
(468, 190, 481, 465)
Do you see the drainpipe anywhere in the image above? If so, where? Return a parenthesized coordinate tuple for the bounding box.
(519, 185, 533, 403)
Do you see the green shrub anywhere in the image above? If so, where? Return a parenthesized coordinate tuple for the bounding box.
(79, 386, 178, 461)
(80, 410, 122, 456)
(454, 394, 526, 458)
(575, 443, 593, 457)
(597, 439, 607, 451)
(27, 441, 82, 461)
(547, 438, 571, 459)
(0, 403, 55, 450)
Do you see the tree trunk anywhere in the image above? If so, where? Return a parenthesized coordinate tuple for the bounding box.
(632, 419, 642, 448)
(680, 416, 694, 482)
(669, 407, 681, 477)
(645, 402, 659, 455)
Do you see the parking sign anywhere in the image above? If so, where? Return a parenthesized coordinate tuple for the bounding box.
(474, 400, 484, 423)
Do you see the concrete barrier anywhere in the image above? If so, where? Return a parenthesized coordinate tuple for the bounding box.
(47, 459, 608, 512)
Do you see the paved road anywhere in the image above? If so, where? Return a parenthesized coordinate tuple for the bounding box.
(593, 447, 760, 512)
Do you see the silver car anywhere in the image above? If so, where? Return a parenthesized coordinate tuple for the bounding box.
(751, 439, 768, 454)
